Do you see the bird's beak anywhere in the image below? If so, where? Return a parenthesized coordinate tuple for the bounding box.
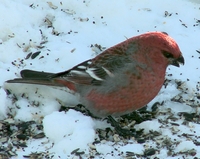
(171, 55, 185, 67)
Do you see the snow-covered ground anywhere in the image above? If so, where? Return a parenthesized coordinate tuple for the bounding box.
(0, 0, 200, 158)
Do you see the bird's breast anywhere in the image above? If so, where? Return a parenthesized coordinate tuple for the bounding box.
(80, 67, 165, 117)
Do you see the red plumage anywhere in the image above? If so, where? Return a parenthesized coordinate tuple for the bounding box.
(6, 32, 184, 117)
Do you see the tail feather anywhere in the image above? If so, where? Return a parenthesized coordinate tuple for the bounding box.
(6, 69, 77, 91)
(6, 78, 64, 87)
(20, 69, 55, 79)
(6, 69, 63, 87)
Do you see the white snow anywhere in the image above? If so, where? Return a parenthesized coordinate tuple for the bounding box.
(43, 111, 95, 159)
(134, 120, 161, 134)
(175, 141, 196, 153)
(0, 0, 200, 158)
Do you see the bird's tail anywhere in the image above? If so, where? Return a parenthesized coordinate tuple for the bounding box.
(6, 69, 64, 87)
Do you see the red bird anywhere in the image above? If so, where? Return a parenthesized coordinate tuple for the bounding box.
(7, 32, 184, 117)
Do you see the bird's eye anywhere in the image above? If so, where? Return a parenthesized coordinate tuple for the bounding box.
(162, 51, 173, 58)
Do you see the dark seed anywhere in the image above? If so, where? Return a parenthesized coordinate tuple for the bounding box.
(137, 138, 145, 143)
(71, 148, 80, 154)
(33, 132, 45, 139)
(144, 148, 156, 156)
(194, 141, 200, 146)
(196, 50, 200, 54)
(25, 52, 32, 60)
(11, 62, 16, 66)
(31, 51, 41, 59)
(18, 142, 28, 147)
(17, 134, 27, 140)
(170, 122, 180, 126)
(151, 102, 160, 112)
(39, 56, 44, 59)
(75, 151, 85, 155)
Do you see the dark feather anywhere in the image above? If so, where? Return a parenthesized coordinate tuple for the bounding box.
(20, 69, 55, 79)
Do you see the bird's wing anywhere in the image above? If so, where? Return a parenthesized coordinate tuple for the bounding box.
(52, 53, 133, 86)
(7, 42, 136, 87)
(6, 55, 132, 87)
(52, 40, 140, 86)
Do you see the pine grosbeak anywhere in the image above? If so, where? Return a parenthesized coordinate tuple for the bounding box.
(7, 32, 184, 117)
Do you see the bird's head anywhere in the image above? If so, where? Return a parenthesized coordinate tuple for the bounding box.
(137, 32, 184, 68)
